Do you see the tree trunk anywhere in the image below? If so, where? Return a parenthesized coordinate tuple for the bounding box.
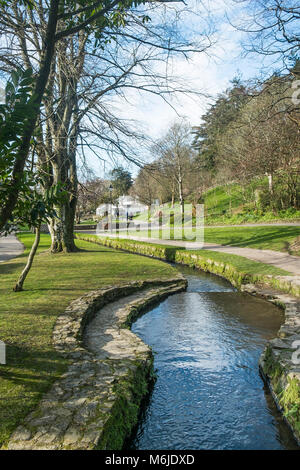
(48, 213, 63, 252)
(171, 182, 175, 208)
(267, 173, 273, 194)
(147, 204, 151, 238)
(0, 0, 59, 231)
(49, 199, 78, 252)
(14, 226, 40, 292)
(178, 176, 184, 215)
(47, 154, 78, 253)
(63, 193, 78, 252)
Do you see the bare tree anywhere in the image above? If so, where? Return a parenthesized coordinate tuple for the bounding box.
(231, 0, 300, 67)
(0, 1, 215, 250)
(0, 0, 146, 230)
(218, 84, 299, 207)
(229, 1, 300, 126)
(154, 121, 194, 215)
(76, 178, 109, 223)
(130, 163, 161, 208)
(0, 0, 212, 231)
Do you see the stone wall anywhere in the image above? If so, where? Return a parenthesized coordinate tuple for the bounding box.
(241, 284, 300, 445)
(5, 278, 187, 450)
(75, 234, 300, 297)
(75, 233, 300, 444)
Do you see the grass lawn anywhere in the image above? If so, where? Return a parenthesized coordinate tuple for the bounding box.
(189, 249, 290, 276)
(204, 226, 300, 253)
(78, 234, 290, 277)
(0, 233, 176, 447)
(119, 225, 300, 254)
(77, 219, 96, 225)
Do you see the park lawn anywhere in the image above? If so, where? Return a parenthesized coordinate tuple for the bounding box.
(204, 226, 300, 253)
(0, 233, 176, 447)
(126, 225, 300, 254)
(77, 234, 290, 277)
(189, 249, 290, 276)
(77, 219, 96, 225)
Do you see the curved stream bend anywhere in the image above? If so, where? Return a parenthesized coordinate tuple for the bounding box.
(129, 265, 299, 450)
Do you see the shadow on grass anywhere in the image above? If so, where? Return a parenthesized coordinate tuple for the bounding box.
(0, 345, 67, 389)
(77, 248, 122, 254)
(206, 227, 300, 250)
(0, 262, 25, 275)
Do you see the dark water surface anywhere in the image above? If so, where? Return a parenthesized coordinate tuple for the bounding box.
(129, 265, 299, 450)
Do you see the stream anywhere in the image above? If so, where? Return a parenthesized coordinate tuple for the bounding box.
(128, 265, 299, 450)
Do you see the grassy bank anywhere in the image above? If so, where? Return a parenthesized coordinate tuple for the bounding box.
(0, 233, 176, 447)
(204, 226, 300, 254)
(75, 235, 300, 298)
(134, 178, 300, 226)
(203, 182, 300, 225)
(99, 225, 300, 255)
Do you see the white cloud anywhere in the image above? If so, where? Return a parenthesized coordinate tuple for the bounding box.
(83, 0, 281, 175)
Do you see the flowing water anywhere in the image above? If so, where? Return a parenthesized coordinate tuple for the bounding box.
(128, 265, 299, 450)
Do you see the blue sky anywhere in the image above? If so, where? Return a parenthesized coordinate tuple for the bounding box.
(0, 1, 283, 179)
(85, 0, 283, 178)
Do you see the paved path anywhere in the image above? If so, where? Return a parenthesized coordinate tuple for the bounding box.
(203, 243, 300, 275)
(0, 234, 24, 263)
(201, 222, 300, 228)
(80, 230, 300, 276)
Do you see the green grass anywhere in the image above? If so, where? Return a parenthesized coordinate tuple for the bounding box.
(0, 233, 176, 447)
(203, 183, 244, 217)
(188, 249, 289, 276)
(77, 219, 96, 225)
(204, 226, 300, 253)
(116, 224, 300, 254)
(78, 234, 290, 277)
(203, 179, 300, 224)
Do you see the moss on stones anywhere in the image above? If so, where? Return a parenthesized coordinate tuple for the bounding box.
(279, 377, 300, 437)
(261, 344, 300, 443)
(76, 234, 300, 445)
(96, 360, 154, 450)
(76, 234, 300, 297)
(6, 279, 185, 450)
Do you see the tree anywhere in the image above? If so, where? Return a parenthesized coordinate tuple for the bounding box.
(192, 71, 299, 212)
(232, 0, 300, 66)
(130, 163, 160, 208)
(0, 0, 162, 231)
(229, 1, 300, 130)
(154, 121, 193, 215)
(192, 79, 249, 172)
(218, 77, 299, 208)
(76, 178, 109, 223)
(111, 167, 133, 199)
(0, 0, 214, 250)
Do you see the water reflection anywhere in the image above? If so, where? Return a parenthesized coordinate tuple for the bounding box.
(128, 266, 298, 450)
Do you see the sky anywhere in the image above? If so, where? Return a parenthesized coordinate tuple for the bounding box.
(0, 0, 283, 179)
(84, 0, 281, 179)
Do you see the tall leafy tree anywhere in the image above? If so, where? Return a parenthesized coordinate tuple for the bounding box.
(192, 79, 249, 172)
(0, 0, 153, 231)
(111, 167, 133, 199)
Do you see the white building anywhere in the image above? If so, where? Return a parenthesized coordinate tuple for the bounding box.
(96, 195, 148, 218)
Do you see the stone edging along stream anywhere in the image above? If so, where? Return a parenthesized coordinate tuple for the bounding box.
(75, 234, 300, 445)
(5, 278, 186, 450)
(242, 284, 300, 445)
(75, 234, 300, 297)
